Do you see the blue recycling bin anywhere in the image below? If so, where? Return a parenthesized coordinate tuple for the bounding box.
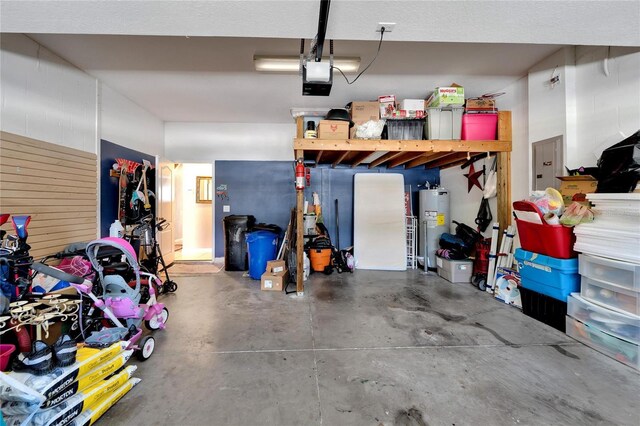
(246, 230, 279, 279)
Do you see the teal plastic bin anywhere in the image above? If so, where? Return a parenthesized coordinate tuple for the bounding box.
(514, 248, 580, 302)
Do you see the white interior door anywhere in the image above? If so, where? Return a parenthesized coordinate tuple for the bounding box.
(156, 157, 175, 265)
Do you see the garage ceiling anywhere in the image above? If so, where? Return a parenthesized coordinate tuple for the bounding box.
(3, 1, 639, 46)
(26, 34, 560, 123)
(7, 1, 636, 123)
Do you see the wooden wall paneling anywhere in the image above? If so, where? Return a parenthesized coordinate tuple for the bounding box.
(0, 131, 98, 258)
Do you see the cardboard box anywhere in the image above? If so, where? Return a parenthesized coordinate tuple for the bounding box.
(465, 98, 496, 111)
(426, 85, 465, 107)
(350, 101, 380, 124)
(400, 99, 425, 113)
(378, 95, 397, 118)
(557, 175, 598, 204)
(318, 120, 349, 140)
(261, 269, 288, 291)
(266, 259, 286, 274)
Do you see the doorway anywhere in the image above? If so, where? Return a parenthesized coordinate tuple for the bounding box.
(532, 136, 564, 191)
(174, 163, 213, 261)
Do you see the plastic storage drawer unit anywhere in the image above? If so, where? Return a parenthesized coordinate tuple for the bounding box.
(581, 276, 640, 316)
(436, 257, 473, 283)
(514, 248, 580, 302)
(568, 293, 640, 344)
(566, 316, 639, 370)
(425, 107, 463, 140)
(579, 254, 640, 292)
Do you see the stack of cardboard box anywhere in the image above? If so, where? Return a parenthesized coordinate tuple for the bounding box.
(261, 260, 289, 291)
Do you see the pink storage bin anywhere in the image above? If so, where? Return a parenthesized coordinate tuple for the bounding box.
(461, 113, 498, 140)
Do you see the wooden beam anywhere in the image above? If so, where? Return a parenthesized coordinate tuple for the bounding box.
(295, 149, 305, 295)
(294, 138, 511, 153)
(315, 150, 324, 164)
(497, 111, 512, 235)
(351, 151, 373, 168)
(387, 152, 425, 169)
(497, 111, 512, 142)
(296, 117, 305, 139)
(439, 158, 469, 170)
(424, 152, 469, 169)
(405, 152, 452, 169)
(497, 160, 512, 235)
(332, 151, 350, 168)
(368, 151, 403, 168)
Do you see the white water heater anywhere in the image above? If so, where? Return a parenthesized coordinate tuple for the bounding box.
(419, 188, 450, 269)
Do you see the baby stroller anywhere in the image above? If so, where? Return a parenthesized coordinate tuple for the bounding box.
(37, 237, 169, 361)
(126, 215, 178, 295)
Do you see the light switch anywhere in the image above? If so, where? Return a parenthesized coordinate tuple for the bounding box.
(223, 205, 231, 212)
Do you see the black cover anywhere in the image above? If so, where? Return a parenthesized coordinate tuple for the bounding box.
(475, 198, 493, 232)
(452, 221, 482, 249)
(223, 215, 256, 271)
(596, 130, 640, 193)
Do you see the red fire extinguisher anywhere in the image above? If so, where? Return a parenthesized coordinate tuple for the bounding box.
(295, 159, 305, 191)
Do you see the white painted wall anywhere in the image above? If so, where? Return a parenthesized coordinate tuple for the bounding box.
(528, 47, 576, 167)
(574, 46, 640, 167)
(99, 83, 164, 156)
(0, 33, 97, 153)
(0, 34, 165, 157)
(528, 46, 640, 171)
(181, 163, 213, 253)
(440, 76, 529, 236)
(164, 123, 295, 162)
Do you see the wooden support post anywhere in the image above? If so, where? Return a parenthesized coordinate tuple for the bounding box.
(315, 150, 324, 164)
(295, 149, 305, 295)
(497, 152, 512, 236)
(296, 117, 304, 140)
(496, 111, 512, 235)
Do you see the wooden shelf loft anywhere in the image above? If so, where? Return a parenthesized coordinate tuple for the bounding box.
(294, 111, 512, 170)
(292, 111, 513, 294)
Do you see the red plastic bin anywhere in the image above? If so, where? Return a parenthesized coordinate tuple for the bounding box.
(513, 201, 577, 259)
(461, 113, 498, 140)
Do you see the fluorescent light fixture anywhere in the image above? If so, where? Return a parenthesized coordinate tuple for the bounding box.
(254, 55, 360, 73)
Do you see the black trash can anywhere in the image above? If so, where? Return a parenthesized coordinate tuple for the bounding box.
(223, 215, 256, 271)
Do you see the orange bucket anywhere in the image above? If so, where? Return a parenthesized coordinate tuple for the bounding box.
(309, 248, 332, 272)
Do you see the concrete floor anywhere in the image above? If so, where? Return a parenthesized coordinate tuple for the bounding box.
(103, 270, 640, 426)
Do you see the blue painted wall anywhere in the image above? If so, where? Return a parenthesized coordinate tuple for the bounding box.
(214, 161, 439, 257)
(99, 140, 155, 238)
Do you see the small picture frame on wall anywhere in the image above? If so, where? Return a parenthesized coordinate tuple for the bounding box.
(196, 176, 213, 204)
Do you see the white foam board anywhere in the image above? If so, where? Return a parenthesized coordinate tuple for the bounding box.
(353, 173, 407, 270)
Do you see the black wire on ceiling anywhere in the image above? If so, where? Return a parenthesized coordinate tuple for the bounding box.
(331, 27, 386, 85)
